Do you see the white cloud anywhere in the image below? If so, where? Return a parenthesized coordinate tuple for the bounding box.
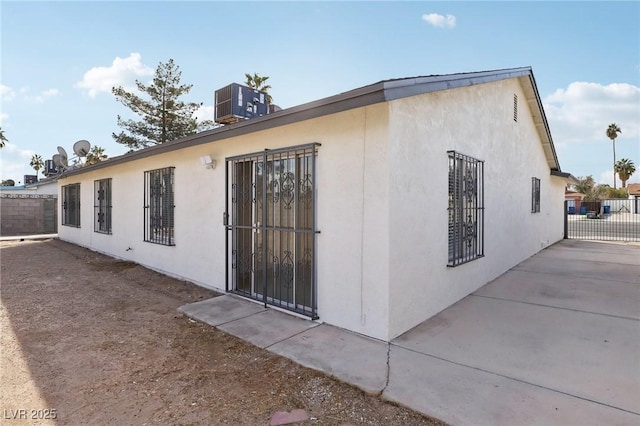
(1, 142, 34, 158)
(0, 161, 30, 183)
(544, 82, 640, 145)
(75, 52, 154, 98)
(598, 169, 616, 187)
(1, 85, 60, 103)
(0, 112, 8, 124)
(32, 88, 60, 103)
(422, 13, 456, 29)
(194, 104, 215, 123)
(0, 84, 16, 101)
(0, 142, 36, 182)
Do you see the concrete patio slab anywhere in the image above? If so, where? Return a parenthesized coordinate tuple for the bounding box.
(218, 309, 319, 349)
(474, 269, 640, 319)
(392, 295, 640, 413)
(269, 324, 388, 394)
(178, 295, 266, 326)
(513, 254, 640, 283)
(384, 345, 639, 426)
(179, 240, 640, 425)
(533, 242, 640, 265)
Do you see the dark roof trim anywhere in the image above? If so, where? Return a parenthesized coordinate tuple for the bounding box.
(526, 71, 561, 172)
(60, 66, 558, 178)
(381, 67, 533, 101)
(551, 170, 571, 178)
(551, 170, 578, 184)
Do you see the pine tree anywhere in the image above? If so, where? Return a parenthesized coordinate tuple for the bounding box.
(0, 126, 8, 149)
(112, 59, 211, 149)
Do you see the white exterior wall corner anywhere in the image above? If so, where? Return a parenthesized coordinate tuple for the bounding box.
(57, 104, 393, 341)
(386, 78, 565, 339)
(314, 104, 391, 340)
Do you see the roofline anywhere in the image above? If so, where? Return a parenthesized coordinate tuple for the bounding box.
(525, 71, 561, 171)
(551, 170, 578, 184)
(0, 176, 59, 190)
(60, 66, 561, 178)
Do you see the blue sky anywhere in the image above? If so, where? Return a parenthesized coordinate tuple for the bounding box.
(1, 1, 639, 187)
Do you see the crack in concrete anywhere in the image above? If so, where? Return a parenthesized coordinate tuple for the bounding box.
(380, 342, 391, 395)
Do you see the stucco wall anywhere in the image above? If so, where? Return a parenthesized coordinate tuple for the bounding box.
(387, 78, 565, 339)
(58, 103, 392, 340)
(57, 77, 566, 342)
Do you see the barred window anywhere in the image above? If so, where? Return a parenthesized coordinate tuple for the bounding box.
(62, 183, 80, 227)
(94, 178, 112, 234)
(448, 151, 484, 267)
(144, 167, 175, 246)
(531, 177, 541, 213)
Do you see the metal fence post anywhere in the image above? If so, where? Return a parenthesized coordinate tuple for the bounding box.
(564, 200, 568, 239)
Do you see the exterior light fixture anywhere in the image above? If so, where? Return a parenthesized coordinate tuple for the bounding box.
(200, 155, 216, 169)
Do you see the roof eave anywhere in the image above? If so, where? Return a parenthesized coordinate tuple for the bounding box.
(551, 170, 578, 184)
(519, 72, 561, 172)
(59, 66, 562, 178)
(382, 66, 534, 101)
(59, 83, 387, 178)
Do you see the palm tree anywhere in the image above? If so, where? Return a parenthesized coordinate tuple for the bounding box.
(606, 123, 622, 188)
(244, 72, 273, 104)
(30, 154, 44, 178)
(0, 126, 7, 149)
(582, 185, 608, 202)
(573, 175, 595, 195)
(85, 145, 108, 165)
(614, 158, 636, 189)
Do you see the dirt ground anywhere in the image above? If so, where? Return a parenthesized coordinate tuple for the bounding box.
(0, 239, 444, 426)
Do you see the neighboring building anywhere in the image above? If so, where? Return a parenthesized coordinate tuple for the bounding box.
(0, 177, 59, 235)
(56, 67, 572, 341)
(565, 190, 585, 214)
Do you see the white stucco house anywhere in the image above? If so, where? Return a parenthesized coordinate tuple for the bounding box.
(0, 177, 59, 195)
(57, 67, 572, 341)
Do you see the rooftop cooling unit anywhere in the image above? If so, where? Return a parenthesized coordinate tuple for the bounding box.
(214, 83, 269, 125)
(43, 159, 58, 177)
(24, 174, 38, 185)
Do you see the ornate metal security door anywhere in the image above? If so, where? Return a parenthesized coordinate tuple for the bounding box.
(225, 143, 319, 318)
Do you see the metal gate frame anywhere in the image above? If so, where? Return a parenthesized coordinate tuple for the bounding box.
(224, 143, 320, 318)
(564, 200, 640, 242)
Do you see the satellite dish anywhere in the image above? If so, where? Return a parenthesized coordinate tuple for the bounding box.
(73, 140, 91, 157)
(56, 146, 69, 168)
(52, 154, 67, 171)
